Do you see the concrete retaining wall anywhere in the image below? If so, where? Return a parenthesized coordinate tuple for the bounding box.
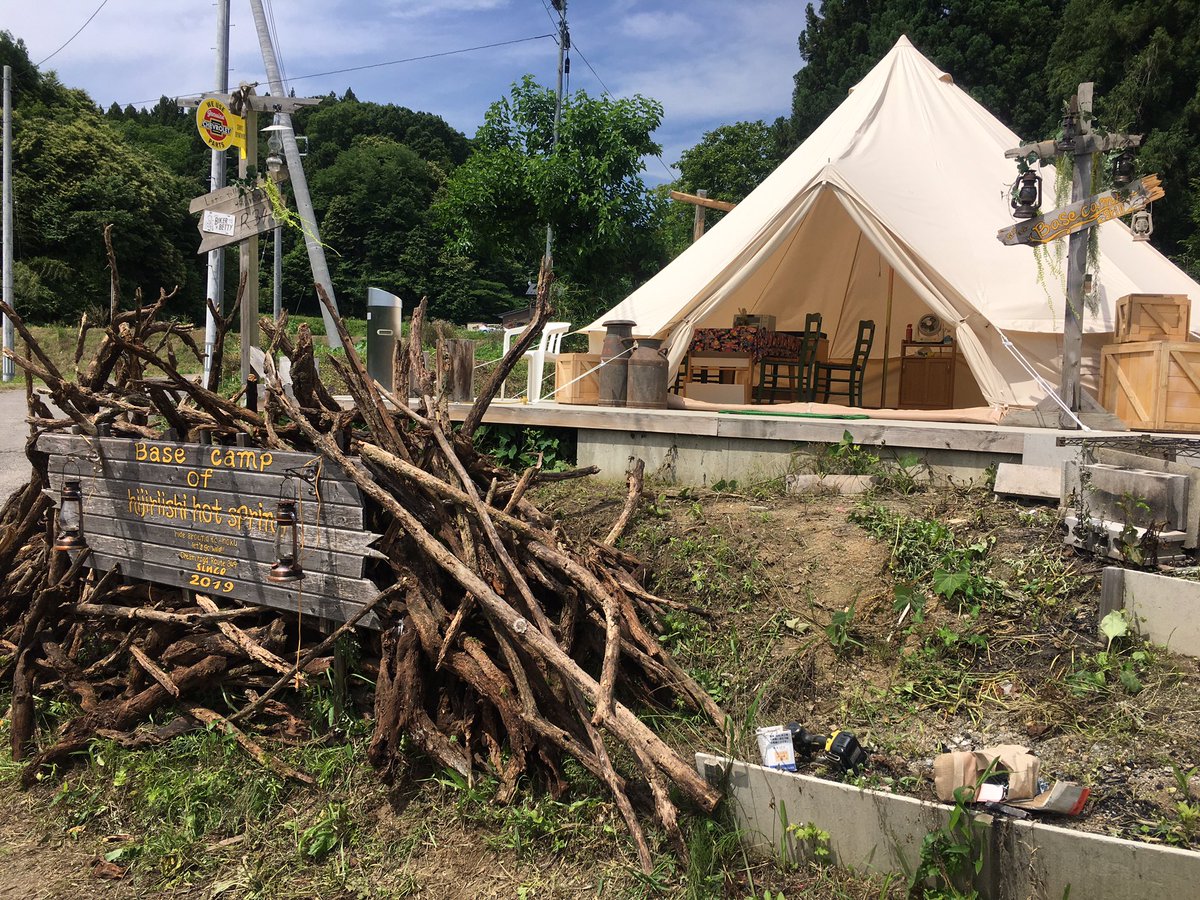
(1101, 567, 1200, 657)
(576, 429, 1013, 486)
(696, 752, 1200, 899)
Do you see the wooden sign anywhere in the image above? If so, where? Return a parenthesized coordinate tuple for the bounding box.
(996, 175, 1164, 246)
(38, 434, 384, 626)
(195, 97, 246, 158)
(191, 186, 279, 254)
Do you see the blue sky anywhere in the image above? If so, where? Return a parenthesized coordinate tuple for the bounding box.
(5, 0, 809, 182)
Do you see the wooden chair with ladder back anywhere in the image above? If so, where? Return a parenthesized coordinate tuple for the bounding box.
(755, 313, 823, 403)
(816, 319, 875, 407)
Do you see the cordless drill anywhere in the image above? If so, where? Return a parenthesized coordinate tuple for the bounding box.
(787, 723, 869, 772)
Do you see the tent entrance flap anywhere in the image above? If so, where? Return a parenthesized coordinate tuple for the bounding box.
(684, 186, 991, 408)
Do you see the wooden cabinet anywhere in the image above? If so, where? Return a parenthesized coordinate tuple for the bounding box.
(899, 341, 956, 409)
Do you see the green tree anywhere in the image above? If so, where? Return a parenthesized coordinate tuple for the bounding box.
(659, 120, 786, 255)
(1045, 0, 1200, 266)
(1, 32, 198, 321)
(287, 135, 442, 317)
(788, 1, 1067, 145)
(435, 76, 668, 326)
(293, 95, 470, 173)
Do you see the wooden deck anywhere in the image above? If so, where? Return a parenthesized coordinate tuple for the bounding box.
(447, 400, 1134, 457)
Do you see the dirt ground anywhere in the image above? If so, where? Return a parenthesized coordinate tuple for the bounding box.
(1, 476, 1197, 897)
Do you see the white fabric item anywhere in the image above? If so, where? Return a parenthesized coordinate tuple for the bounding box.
(584, 37, 1200, 408)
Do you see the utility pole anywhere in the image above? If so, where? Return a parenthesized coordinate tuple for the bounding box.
(247, 0, 342, 348)
(202, 0, 230, 389)
(543, 0, 568, 270)
(2, 65, 15, 383)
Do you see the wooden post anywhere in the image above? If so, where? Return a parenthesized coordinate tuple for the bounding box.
(1060, 84, 1092, 429)
(693, 189, 708, 243)
(880, 266, 895, 408)
(441, 339, 476, 402)
(239, 94, 260, 388)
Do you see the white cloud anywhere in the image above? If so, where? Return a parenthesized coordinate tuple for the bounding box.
(618, 11, 699, 41)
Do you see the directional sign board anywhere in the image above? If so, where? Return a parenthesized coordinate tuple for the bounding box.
(39, 434, 384, 626)
(190, 184, 280, 254)
(997, 175, 1164, 246)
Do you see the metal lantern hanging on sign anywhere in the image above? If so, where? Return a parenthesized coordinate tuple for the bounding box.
(1131, 208, 1153, 241)
(1112, 149, 1136, 189)
(269, 498, 303, 582)
(53, 479, 87, 552)
(1011, 169, 1042, 219)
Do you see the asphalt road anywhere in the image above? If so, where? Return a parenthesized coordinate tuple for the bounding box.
(0, 390, 32, 504)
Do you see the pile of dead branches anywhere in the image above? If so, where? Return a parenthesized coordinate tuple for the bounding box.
(0, 240, 724, 871)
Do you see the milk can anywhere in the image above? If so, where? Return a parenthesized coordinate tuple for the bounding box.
(626, 337, 669, 409)
(598, 319, 636, 407)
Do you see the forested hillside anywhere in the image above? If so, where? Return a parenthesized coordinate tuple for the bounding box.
(2, 2, 1198, 328)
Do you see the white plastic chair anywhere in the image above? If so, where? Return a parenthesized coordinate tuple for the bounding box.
(501, 322, 571, 402)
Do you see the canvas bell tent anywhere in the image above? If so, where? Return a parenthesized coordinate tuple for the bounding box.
(584, 36, 1200, 412)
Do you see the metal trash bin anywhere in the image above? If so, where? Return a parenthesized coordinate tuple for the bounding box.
(366, 287, 403, 391)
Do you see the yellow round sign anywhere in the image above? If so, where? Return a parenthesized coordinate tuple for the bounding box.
(196, 97, 245, 154)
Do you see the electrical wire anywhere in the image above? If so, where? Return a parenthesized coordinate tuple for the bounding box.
(117, 33, 555, 109)
(264, 0, 290, 92)
(36, 0, 112, 66)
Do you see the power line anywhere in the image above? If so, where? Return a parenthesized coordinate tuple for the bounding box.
(117, 33, 555, 108)
(36, 0, 112, 66)
(264, 0, 289, 91)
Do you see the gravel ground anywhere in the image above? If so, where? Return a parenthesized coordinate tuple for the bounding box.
(0, 390, 31, 504)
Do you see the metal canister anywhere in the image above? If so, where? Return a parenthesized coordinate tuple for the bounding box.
(626, 337, 669, 409)
(366, 287, 403, 391)
(598, 319, 636, 407)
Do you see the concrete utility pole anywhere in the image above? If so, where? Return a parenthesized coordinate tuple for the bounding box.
(247, 0, 342, 348)
(543, 0, 568, 268)
(2, 65, 15, 382)
(202, 0, 230, 390)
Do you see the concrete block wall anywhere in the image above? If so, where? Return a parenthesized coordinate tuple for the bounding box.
(697, 752, 1200, 900)
(1101, 567, 1200, 657)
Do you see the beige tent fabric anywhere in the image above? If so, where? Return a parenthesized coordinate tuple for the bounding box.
(586, 36, 1200, 409)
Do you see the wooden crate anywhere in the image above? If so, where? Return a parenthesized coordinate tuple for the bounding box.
(554, 353, 600, 405)
(1100, 341, 1200, 432)
(1115, 294, 1191, 343)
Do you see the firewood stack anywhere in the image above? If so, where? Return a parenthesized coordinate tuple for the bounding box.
(0, 239, 723, 871)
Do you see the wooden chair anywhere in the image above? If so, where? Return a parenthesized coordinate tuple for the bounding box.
(816, 320, 875, 407)
(754, 313, 823, 404)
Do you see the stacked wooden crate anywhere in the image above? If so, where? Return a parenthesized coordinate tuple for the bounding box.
(554, 353, 601, 405)
(1100, 294, 1199, 432)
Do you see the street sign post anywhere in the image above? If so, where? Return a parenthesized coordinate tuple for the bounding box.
(191, 185, 278, 254)
(997, 83, 1155, 427)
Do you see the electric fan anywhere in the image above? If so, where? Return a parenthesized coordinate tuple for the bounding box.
(917, 314, 945, 343)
